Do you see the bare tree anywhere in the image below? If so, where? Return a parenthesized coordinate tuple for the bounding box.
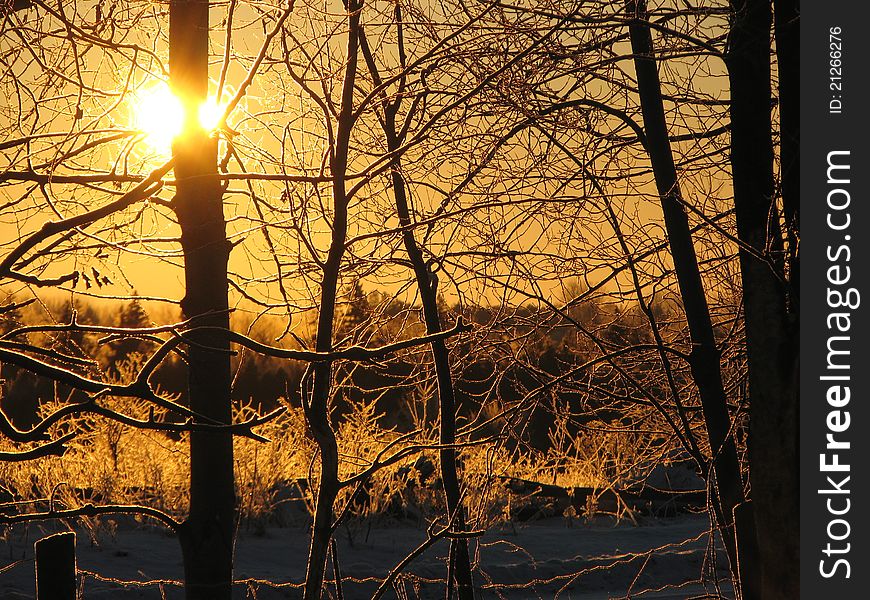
(168, 1, 235, 597)
(359, 10, 475, 596)
(727, 0, 799, 598)
(0, 1, 469, 597)
(625, 1, 755, 595)
(299, 0, 362, 595)
(0, 1, 798, 598)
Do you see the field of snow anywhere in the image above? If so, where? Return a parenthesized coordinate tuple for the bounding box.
(1, 514, 731, 599)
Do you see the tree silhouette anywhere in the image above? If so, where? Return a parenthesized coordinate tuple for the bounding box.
(0, 1, 799, 598)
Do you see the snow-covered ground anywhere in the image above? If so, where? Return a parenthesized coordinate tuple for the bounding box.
(1, 515, 731, 599)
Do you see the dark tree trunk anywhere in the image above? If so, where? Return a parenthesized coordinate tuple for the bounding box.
(358, 15, 475, 595)
(170, 2, 236, 599)
(727, 1, 799, 599)
(383, 111, 475, 600)
(773, 0, 799, 304)
(626, 1, 755, 594)
(302, 3, 361, 598)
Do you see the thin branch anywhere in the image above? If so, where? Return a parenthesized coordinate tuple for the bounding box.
(182, 317, 471, 363)
(0, 160, 173, 282)
(0, 433, 74, 462)
(0, 502, 182, 532)
(370, 517, 484, 600)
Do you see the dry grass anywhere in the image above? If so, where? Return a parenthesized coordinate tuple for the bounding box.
(1, 361, 675, 542)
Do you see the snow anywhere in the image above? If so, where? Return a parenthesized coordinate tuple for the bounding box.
(0, 515, 731, 599)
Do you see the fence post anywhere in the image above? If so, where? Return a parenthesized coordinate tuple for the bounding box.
(35, 532, 76, 600)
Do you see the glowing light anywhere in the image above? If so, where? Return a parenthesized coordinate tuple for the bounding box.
(198, 98, 226, 132)
(132, 84, 226, 152)
(133, 84, 185, 151)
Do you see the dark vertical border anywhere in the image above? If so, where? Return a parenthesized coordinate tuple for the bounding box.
(801, 2, 870, 596)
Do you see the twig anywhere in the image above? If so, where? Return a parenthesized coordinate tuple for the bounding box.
(371, 517, 484, 600)
(0, 160, 173, 286)
(331, 538, 345, 600)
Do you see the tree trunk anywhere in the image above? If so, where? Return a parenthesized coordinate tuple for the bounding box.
(383, 107, 475, 600)
(773, 0, 799, 303)
(626, 2, 754, 594)
(302, 3, 361, 598)
(727, 1, 799, 599)
(170, 2, 236, 599)
(357, 14, 475, 594)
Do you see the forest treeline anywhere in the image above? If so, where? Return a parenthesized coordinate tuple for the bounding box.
(1, 287, 705, 462)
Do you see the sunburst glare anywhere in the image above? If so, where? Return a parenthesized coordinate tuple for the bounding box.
(132, 84, 227, 153)
(133, 84, 184, 152)
(198, 98, 226, 132)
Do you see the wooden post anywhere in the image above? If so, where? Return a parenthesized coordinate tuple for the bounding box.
(35, 532, 76, 600)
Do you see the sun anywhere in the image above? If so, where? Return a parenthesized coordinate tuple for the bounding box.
(132, 84, 184, 151)
(132, 83, 226, 152)
(198, 98, 225, 132)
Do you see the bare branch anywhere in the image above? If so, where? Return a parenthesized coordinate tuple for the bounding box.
(0, 433, 74, 462)
(0, 502, 182, 532)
